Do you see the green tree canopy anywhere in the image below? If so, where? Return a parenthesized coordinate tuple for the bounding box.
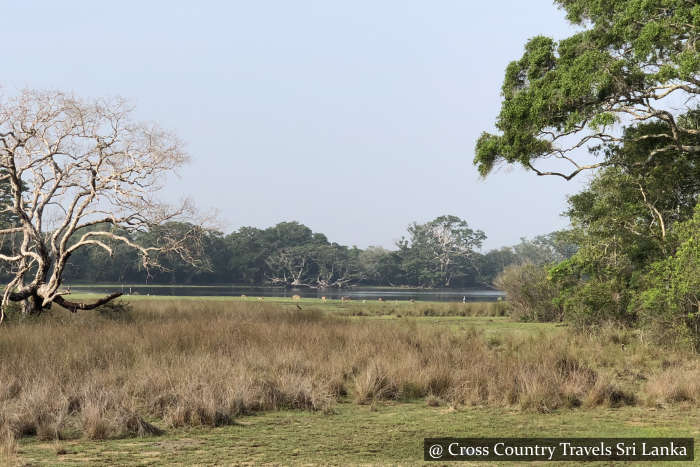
(475, 0, 699, 180)
(398, 215, 486, 288)
(548, 118, 699, 329)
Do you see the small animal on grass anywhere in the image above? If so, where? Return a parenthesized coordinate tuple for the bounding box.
(321, 296, 326, 302)
(292, 294, 301, 301)
(410, 298, 415, 303)
(241, 294, 247, 298)
(257, 297, 264, 301)
(378, 297, 383, 302)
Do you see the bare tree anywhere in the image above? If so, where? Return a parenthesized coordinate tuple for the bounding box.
(0, 89, 201, 320)
(313, 244, 362, 289)
(265, 246, 312, 287)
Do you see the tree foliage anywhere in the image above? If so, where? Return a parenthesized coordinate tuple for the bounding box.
(475, 0, 699, 180)
(475, 0, 700, 346)
(637, 204, 700, 349)
(397, 215, 486, 288)
(495, 262, 563, 322)
(478, 232, 576, 284)
(54, 216, 507, 290)
(549, 117, 699, 330)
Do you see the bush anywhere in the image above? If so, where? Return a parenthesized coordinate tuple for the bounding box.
(559, 278, 634, 330)
(494, 262, 562, 322)
(636, 204, 700, 350)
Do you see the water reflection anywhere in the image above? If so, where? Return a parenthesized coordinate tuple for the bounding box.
(70, 285, 504, 302)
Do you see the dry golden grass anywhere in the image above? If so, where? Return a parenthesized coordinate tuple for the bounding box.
(0, 425, 17, 459)
(644, 360, 700, 406)
(0, 299, 697, 443)
(336, 300, 509, 317)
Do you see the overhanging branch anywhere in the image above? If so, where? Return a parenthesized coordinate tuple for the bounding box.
(52, 292, 123, 313)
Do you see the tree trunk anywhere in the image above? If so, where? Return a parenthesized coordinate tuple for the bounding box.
(21, 294, 44, 315)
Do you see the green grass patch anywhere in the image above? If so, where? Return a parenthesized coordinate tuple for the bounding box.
(16, 402, 700, 466)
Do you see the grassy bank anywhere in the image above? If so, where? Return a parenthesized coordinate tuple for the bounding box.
(1, 298, 699, 464)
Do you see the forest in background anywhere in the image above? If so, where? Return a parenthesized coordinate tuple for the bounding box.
(3, 215, 573, 289)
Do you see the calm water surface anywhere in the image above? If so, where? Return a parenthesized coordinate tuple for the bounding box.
(70, 285, 504, 302)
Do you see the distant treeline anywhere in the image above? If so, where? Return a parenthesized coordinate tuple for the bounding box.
(52, 215, 575, 288)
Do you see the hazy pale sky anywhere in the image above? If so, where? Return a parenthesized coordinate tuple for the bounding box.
(3, 1, 590, 251)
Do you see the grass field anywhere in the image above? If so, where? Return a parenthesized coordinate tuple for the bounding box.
(15, 404, 700, 465)
(1, 296, 698, 466)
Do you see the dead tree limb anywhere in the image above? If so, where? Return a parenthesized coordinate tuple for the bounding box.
(52, 292, 123, 312)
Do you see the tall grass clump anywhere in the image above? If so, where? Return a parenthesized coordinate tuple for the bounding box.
(0, 298, 697, 441)
(337, 300, 509, 317)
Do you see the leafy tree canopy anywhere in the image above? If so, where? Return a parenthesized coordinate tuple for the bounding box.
(475, 0, 699, 180)
(398, 215, 486, 288)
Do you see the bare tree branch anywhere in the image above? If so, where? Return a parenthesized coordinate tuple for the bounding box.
(0, 89, 202, 316)
(53, 292, 123, 313)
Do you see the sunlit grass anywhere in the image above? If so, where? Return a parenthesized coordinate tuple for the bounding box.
(16, 403, 700, 466)
(1, 298, 698, 465)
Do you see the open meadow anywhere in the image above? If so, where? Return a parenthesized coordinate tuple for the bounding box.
(1, 296, 699, 465)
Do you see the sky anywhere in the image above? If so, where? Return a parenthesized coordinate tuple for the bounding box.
(2, 0, 591, 251)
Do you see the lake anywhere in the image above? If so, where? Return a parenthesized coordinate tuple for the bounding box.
(69, 285, 505, 302)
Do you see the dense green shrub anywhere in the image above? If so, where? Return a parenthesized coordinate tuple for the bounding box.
(558, 278, 634, 329)
(494, 262, 562, 322)
(636, 204, 700, 350)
